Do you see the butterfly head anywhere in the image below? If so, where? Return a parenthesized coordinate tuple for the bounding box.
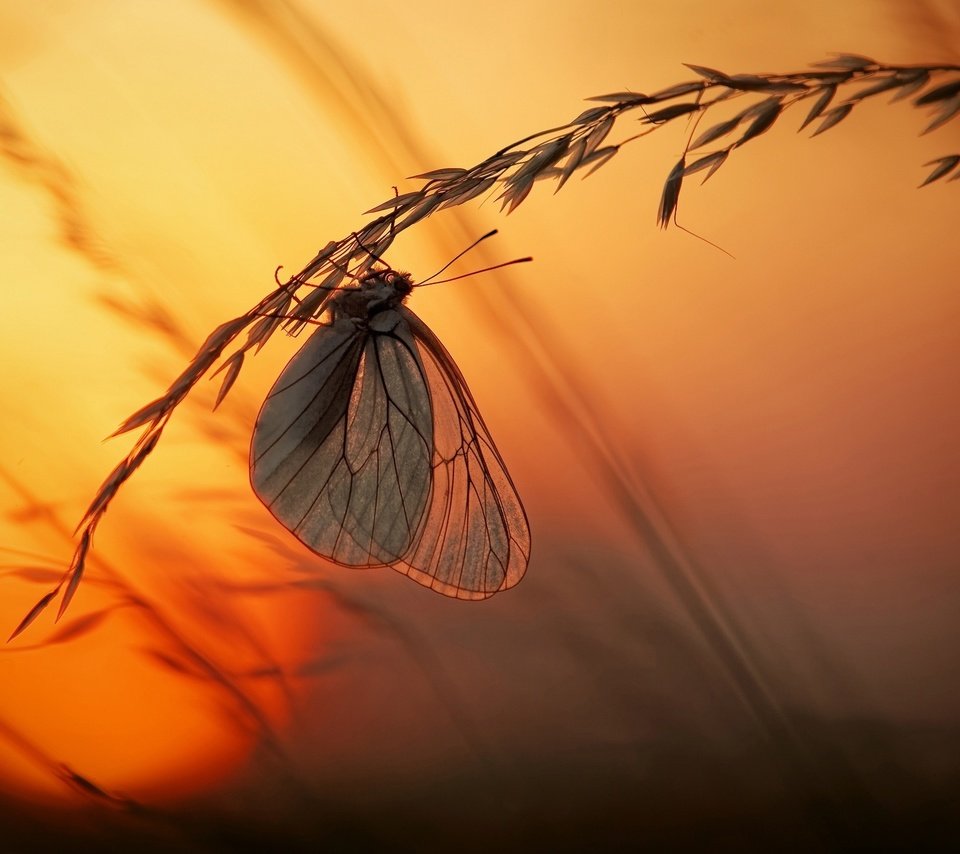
(360, 267, 415, 301)
(330, 267, 415, 321)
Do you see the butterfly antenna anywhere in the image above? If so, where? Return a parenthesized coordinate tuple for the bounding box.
(417, 256, 533, 287)
(350, 231, 386, 266)
(419, 230, 500, 285)
(350, 203, 402, 270)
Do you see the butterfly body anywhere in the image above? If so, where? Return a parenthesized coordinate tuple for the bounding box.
(250, 268, 529, 599)
(327, 268, 413, 321)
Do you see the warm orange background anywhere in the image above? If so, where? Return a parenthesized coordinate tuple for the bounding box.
(1, 0, 958, 845)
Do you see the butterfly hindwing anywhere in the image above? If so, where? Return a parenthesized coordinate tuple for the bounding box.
(398, 306, 530, 599)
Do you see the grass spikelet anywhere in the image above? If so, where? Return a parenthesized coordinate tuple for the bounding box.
(12, 52, 960, 636)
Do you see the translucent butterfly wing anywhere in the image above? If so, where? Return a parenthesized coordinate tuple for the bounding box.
(399, 306, 530, 599)
(250, 301, 529, 599)
(250, 311, 434, 565)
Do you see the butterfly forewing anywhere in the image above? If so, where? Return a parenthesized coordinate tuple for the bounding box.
(250, 320, 362, 506)
(326, 313, 434, 562)
(251, 310, 433, 565)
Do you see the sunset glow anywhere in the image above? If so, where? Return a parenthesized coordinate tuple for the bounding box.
(1, 1, 958, 847)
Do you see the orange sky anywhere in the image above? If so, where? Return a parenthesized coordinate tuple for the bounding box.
(0, 0, 958, 820)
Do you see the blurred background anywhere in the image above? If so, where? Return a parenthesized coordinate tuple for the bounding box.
(1, 1, 958, 850)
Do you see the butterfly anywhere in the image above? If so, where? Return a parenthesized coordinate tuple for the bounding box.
(249, 263, 530, 599)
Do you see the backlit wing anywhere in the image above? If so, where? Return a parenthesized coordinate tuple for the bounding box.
(398, 306, 530, 599)
(250, 311, 434, 565)
(251, 305, 529, 598)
